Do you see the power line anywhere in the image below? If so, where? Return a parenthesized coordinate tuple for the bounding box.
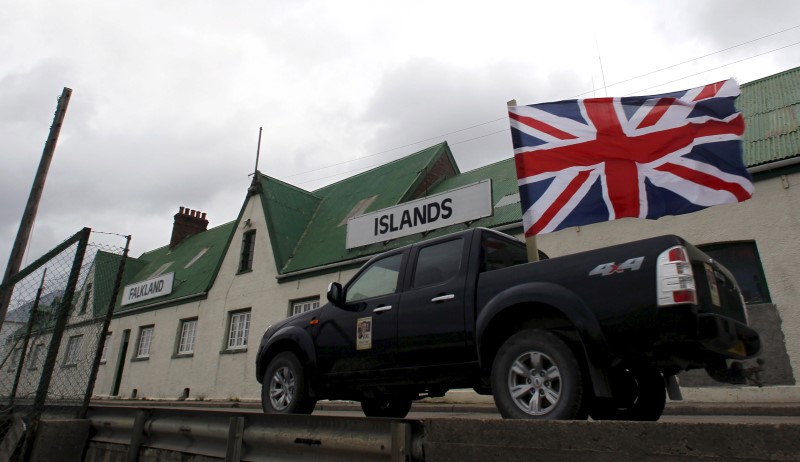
(572, 23, 800, 98)
(625, 40, 800, 96)
(281, 118, 505, 179)
(283, 24, 800, 185)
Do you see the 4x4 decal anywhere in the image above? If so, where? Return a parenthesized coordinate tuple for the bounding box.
(589, 257, 645, 276)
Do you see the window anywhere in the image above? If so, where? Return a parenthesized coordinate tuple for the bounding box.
(8, 349, 21, 372)
(239, 230, 256, 273)
(80, 283, 93, 313)
(227, 310, 251, 350)
(346, 253, 403, 303)
(177, 319, 197, 355)
(184, 248, 209, 269)
(64, 335, 82, 366)
(148, 262, 174, 279)
(29, 344, 45, 370)
(698, 241, 771, 304)
(100, 333, 111, 363)
(413, 239, 462, 287)
(136, 326, 154, 358)
(481, 235, 529, 272)
(291, 298, 320, 316)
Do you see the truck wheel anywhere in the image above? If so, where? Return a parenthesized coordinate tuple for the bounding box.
(589, 369, 665, 421)
(261, 352, 316, 414)
(361, 396, 413, 418)
(491, 329, 584, 420)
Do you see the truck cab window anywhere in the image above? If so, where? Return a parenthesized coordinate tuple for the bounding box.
(346, 253, 403, 303)
(481, 235, 529, 272)
(413, 239, 463, 287)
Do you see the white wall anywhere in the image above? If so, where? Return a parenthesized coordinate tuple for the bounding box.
(95, 171, 800, 402)
(95, 194, 360, 400)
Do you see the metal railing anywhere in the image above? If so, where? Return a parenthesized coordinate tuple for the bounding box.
(87, 406, 421, 462)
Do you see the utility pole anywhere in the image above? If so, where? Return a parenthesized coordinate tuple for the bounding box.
(0, 87, 72, 327)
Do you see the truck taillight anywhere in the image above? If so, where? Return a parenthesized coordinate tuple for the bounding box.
(657, 245, 696, 306)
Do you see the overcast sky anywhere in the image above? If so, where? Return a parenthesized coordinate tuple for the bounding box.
(2, 0, 799, 268)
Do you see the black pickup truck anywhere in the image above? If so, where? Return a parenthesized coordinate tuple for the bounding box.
(255, 227, 760, 420)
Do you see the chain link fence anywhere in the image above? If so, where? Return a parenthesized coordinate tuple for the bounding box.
(0, 228, 129, 461)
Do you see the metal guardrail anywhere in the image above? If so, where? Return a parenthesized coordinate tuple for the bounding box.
(87, 406, 421, 462)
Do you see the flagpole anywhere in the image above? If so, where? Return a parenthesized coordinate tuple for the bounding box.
(508, 99, 539, 262)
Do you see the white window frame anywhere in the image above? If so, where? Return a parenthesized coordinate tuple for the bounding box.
(100, 332, 111, 363)
(136, 326, 154, 358)
(227, 311, 251, 350)
(8, 348, 21, 372)
(178, 319, 197, 355)
(64, 335, 82, 366)
(29, 343, 45, 370)
(291, 298, 320, 316)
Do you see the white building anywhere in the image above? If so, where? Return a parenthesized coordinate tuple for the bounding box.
(92, 67, 799, 402)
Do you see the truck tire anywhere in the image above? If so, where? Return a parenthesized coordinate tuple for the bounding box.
(360, 396, 413, 418)
(261, 352, 316, 414)
(589, 369, 665, 421)
(491, 329, 584, 420)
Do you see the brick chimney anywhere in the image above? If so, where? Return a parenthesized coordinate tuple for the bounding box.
(170, 207, 209, 248)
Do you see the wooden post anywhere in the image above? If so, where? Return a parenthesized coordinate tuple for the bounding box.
(0, 87, 72, 326)
(508, 99, 539, 262)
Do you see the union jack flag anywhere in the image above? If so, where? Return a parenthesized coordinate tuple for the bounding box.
(509, 79, 753, 236)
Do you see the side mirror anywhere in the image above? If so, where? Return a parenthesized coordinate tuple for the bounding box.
(327, 282, 344, 307)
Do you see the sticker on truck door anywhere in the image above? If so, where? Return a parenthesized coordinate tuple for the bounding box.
(356, 317, 373, 350)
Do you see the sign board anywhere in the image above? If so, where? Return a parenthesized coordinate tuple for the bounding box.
(122, 272, 175, 306)
(346, 180, 493, 249)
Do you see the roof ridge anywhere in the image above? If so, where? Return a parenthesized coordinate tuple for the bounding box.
(312, 142, 448, 194)
(259, 173, 321, 198)
(139, 219, 236, 258)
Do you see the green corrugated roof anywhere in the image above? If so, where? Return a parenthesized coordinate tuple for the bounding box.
(90, 251, 126, 317)
(260, 176, 321, 268)
(99, 66, 800, 289)
(740, 66, 800, 166)
(114, 221, 236, 312)
(277, 142, 457, 273)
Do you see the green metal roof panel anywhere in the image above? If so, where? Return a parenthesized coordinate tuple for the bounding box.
(739, 66, 800, 166)
(279, 143, 452, 273)
(90, 251, 125, 317)
(259, 176, 321, 268)
(115, 221, 236, 312)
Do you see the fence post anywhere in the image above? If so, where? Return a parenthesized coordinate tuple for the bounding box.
(9, 271, 47, 403)
(78, 235, 131, 419)
(20, 227, 91, 462)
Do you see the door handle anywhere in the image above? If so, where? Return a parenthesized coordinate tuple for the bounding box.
(431, 294, 455, 302)
(373, 306, 392, 313)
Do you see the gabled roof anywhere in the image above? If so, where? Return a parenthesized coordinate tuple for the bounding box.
(263, 67, 800, 275)
(114, 220, 236, 312)
(90, 251, 127, 317)
(97, 65, 800, 292)
(259, 176, 321, 270)
(265, 142, 460, 274)
(739, 66, 800, 166)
